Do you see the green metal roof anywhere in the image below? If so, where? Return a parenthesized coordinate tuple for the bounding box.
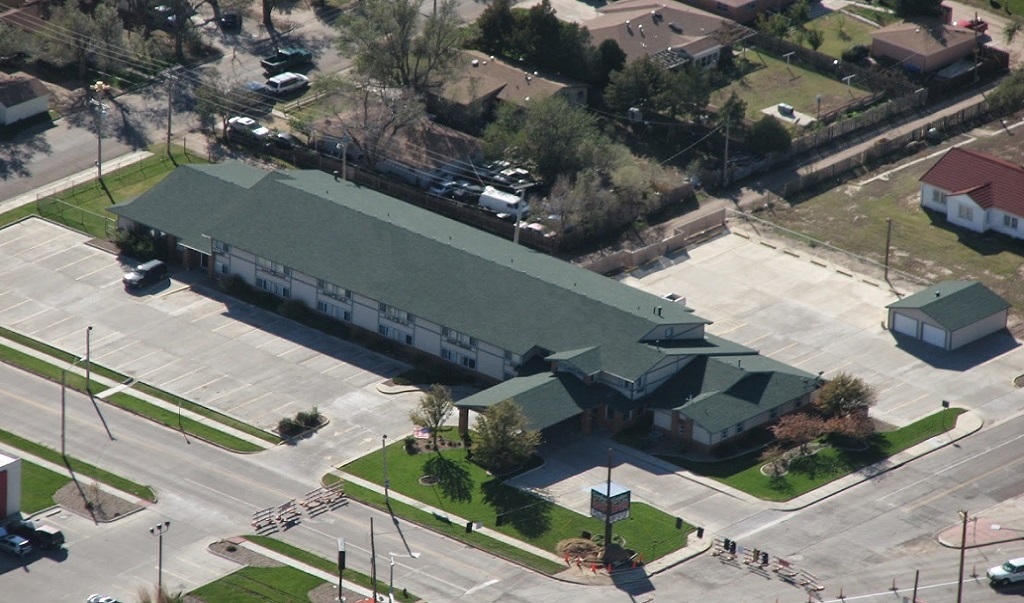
(887, 280, 1009, 331)
(645, 356, 819, 433)
(457, 372, 627, 431)
(112, 163, 709, 381)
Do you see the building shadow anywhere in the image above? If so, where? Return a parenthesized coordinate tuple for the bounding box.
(890, 330, 1019, 370)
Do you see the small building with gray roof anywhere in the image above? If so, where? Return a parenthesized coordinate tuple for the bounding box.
(886, 280, 1010, 350)
(110, 162, 819, 451)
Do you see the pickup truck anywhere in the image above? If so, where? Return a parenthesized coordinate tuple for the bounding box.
(953, 17, 988, 33)
(5, 518, 65, 550)
(260, 47, 312, 74)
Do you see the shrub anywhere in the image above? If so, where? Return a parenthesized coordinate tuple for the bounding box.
(278, 417, 304, 438)
(296, 407, 321, 428)
(114, 230, 156, 260)
(219, 275, 250, 297)
(278, 299, 309, 321)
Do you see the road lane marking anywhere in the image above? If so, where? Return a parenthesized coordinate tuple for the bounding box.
(464, 578, 499, 595)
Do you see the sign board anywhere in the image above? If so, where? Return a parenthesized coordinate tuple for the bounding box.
(590, 484, 630, 523)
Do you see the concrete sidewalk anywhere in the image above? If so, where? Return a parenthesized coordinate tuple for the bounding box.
(937, 495, 1024, 549)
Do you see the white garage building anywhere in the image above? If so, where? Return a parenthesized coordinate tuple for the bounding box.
(887, 281, 1010, 351)
(0, 76, 50, 127)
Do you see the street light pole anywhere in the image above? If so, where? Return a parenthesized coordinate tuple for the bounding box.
(149, 521, 171, 594)
(389, 554, 395, 603)
(60, 369, 66, 457)
(382, 434, 390, 504)
(86, 325, 93, 394)
(956, 509, 969, 603)
(90, 82, 110, 180)
(337, 537, 346, 602)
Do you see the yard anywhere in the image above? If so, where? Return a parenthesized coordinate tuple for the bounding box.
(659, 408, 966, 501)
(340, 431, 691, 568)
(711, 51, 873, 122)
(766, 127, 1024, 313)
(801, 10, 879, 58)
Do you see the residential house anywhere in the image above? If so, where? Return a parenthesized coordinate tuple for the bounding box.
(0, 76, 50, 126)
(674, 0, 791, 25)
(110, 163, 820, 451)
(870, 22, 978, 74)
(919, 147, 1024, 238)
(431, 51, 588, 130)
(886, 281, 1009, 350)
(587, 0, 744, 69)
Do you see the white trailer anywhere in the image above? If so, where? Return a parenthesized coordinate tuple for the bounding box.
(478, 186, 527, 218)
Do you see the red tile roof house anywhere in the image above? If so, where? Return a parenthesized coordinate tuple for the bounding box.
(919, 147, 1024, 239)
(870, 22, 978, 74)
(586, 0, 742, 70)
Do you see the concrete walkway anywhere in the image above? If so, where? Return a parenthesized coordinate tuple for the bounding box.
(0, 329, 273, 450)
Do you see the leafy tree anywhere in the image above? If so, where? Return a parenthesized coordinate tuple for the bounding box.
(718, 91, 747, 129)
(594, 39, 627, 88)
(471, 399, 541, 473)
(824, 413, 875, 442)
(604, 56, 675, 115)
(0, 23, 31, 60)
(787, 0, 811, 25)
(483, 95, 609, 181)
(755, 11, 790, 38)
(815, 372, 876, 419)
(337, 0, 463, 92)
(895, 0, 942, 18)
(41, 3, 98, 79)
(805, 28, 825, 51)
(1005, 18, 1024, 45)
(987, 67, 1024, 115)
(137, 583, 185, 603)
(475, 0, 517, 57)
(409, 385, 454, 449)
(770, 412, 824, 455)
(748, 115, 792, 156)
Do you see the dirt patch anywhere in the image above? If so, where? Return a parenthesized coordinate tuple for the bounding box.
(53, 481, 141, 522)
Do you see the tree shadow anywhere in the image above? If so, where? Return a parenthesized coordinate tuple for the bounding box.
(422, 452, 473, 504)
(481, 480, 552, 539)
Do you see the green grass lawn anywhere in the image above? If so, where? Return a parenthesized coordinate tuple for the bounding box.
(20, 461, 71, 513)
(191, 565, 324, 603)
(768, 131, 1024, 311)
(659, 408, 966, 501)
(245, 535, 418, 602)
(341, 432, 691, 565)
(800, 11, 878, 58)
(0, 145, 203, 238)
(841, 5, 898, 27)
(712, 52, 872, 121)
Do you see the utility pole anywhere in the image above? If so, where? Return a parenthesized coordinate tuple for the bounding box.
(60, 370, 66, 457)
(370, 517, 378, 603)
(956, 509, 969, 603)
(86, 325, 93, 394)
(911, 569, 920, 603)
(337, 537, 346, 602)
(90, 82, 110, 180)
(166, 73, 175, 152)
(603, 448, 613, 554)
(883, 218, 892, 281)
(722, 116, 731, 188)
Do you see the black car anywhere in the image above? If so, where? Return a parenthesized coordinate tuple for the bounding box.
(269, 132, 303, 150)
(219, 11, 241, 30)
(123, 259, 169, 291)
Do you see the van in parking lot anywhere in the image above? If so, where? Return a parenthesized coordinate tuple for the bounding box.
(123, 259, 169, 291)
(265, 72, 310, 96)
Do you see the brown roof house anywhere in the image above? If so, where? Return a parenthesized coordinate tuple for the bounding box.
(587, 0, 746, 69)
(870, 22, 978, 74)
(919, 147, 1024, 238)
(0, 76, 50, 126)
(671, 0, 791, 25)
(431, 50, 588, 130)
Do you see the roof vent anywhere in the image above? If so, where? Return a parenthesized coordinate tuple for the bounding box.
(471, 59, 480, 67)
(935, 291, 941, 297)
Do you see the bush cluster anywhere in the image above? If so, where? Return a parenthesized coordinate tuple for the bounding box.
(278, 406, 321, 438)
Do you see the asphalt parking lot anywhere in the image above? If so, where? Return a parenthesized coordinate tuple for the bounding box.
(0, 218, 417, 445)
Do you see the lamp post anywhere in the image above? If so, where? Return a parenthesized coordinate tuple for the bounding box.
(90, 82, 110, 180)
(85, 325, 93, 394)
(956, 509, 969, 603)
(388, 553, 395, 603)
(60, 369, 67, 457)
(815, 94, 822, 120)
(149, 521, 171, 594)
(382, 434, 390, 504)
(337, 537, 346, 602)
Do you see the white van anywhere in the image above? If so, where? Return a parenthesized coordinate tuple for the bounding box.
(265, 72, 310, 95)
(478, 186, 527, 218)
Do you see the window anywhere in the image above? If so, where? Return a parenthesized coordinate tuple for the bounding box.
(256, 256, 290, 277)
(318, 280, 351, 300)
(317, 301, 351, 322)
(605, 407, 615, 421)
(624, 409, 634, 422)
(957, 204, 974, 221)
(735, 422, 745, 435)
(379, 325, 412, 345)
(1005, 215, 1019, 229)
(441, 348, 475, 369)
(664, 327, 674, 338)
(218, 263, 230, 275)
(769, 408, 778, 419)
(380, 303, 412, 325)
(720, 429, 729, 439)
(442, 326, 476, 348)
(213, 241, 230, 254)
(931, 189, 947, 205)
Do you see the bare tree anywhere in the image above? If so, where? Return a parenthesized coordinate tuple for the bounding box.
(770, 413, 824, 455)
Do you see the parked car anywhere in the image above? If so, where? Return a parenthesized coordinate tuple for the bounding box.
(954, 18, 988, 33)
(264, 72, 310, 96)
(4, 519, 64, 550)
(0, 530, 32, 557)
(988, 558, 1024, 586)
(122, 259, 169, 291)
(227, 116, 271, 140)
(260, 47, 313, 74)
(427, 180, 461, 198)
(86, 595, 123, 603)
(219, 10, 241, 30)
(269, 132, 304, 150)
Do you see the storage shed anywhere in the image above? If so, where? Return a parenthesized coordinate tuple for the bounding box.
(886, 281, 1010, 350)
(0, 76, 50, 126)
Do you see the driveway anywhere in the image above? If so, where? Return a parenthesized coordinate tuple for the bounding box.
(0, 217, 423, 455)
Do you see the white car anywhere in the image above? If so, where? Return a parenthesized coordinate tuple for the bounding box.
(227, 116, 270, 140)
(86, 595, 122, 603)
(988, 557, 1024, 586)
(264, 72, 310, 95)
